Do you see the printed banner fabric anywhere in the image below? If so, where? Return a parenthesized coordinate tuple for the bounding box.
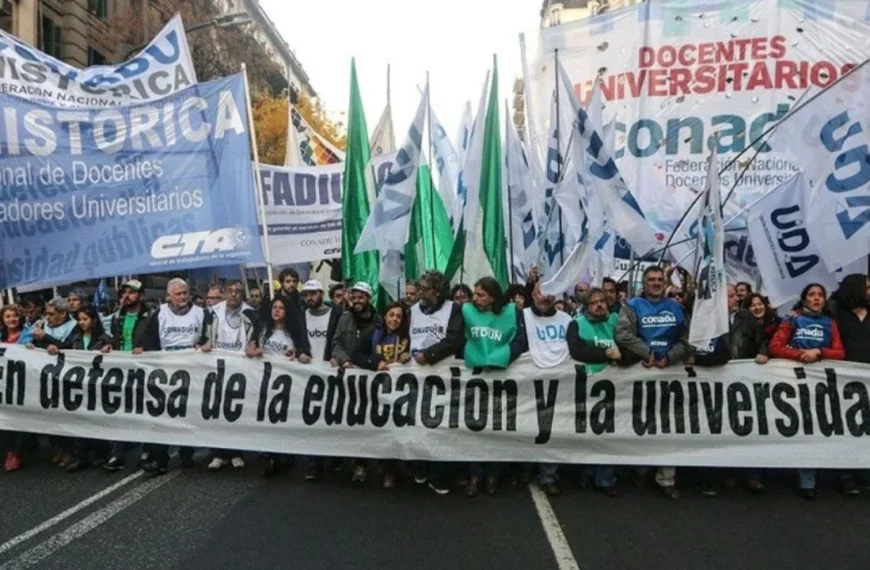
(0, 14, 197, 107)
(2, 345, 869, 468)
(520, 0, 870, 208)
(261, 155, 397, 265)
(0, 74, 264, 287)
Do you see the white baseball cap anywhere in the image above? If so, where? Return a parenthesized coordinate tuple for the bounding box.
(351, 281, 374, 297)
(301, 280, 325, 293)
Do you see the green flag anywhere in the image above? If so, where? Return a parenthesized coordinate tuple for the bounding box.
(341, 59, 379, 300)
(454, 57, 507, 288)
(478, 56, 507, 286)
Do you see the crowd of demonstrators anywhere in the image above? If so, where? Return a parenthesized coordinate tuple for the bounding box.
(3, 267, 870, 502)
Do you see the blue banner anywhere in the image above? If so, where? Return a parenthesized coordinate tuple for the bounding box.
(0, 74, 264, 287)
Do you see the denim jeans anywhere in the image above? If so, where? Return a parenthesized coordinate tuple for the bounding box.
(583, 465, 617, 489)
(537, 463, 559, 485)
(799, 469, 816, 490)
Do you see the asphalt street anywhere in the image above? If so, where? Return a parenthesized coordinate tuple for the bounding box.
(1, 449, 870, 570)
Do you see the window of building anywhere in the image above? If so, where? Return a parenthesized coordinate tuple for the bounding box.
(89, 0, 108, 19)
(0, 0, 12, 34)
(41, 17, 62, 60)
(88, 47, 108, 66)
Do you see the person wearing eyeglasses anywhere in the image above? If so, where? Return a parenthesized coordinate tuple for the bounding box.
(205, 286, 224, 308)
(615, 265, 690, 500)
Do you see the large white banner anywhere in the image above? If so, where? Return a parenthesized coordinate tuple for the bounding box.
(259, 154, 397, 264)
(2, 345, 869, 468)
(521, 0, 870, 209)
(0, 14, 196, 107)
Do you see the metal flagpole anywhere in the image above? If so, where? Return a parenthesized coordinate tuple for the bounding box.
(554, 49, 565, 267)
(425, 71, 437, 269)
(241, 63, 276, 301)
(504, 99, 516, 285)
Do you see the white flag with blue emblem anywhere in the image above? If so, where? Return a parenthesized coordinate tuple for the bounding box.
(781, 64, 870, 271)
(556, 59, 661, 257)
(505, 104, 539, 283)
(689, 148, 729, 349)
(354, 87, 428, 254)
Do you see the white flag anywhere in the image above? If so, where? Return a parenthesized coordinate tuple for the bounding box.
(455, 101, 473, 165)
(780, 64, 870, 270)
(689, 149, 729, 349)
(505, 104, 539, 283)
(556, 59, 661, 257)
(370, 103, 396, 156)
(428, 106, 460, 231)
(747, 171, 837, 308)
(355, 87, 428, 254)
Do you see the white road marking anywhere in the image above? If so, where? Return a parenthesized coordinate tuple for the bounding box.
(0, 471, 180, 570)
(528, 484, 581, 570)
(0, 470, 144, 556)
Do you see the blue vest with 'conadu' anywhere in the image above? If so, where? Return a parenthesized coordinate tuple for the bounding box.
(627, 297, 684, 359)
(787, 313, 834, 349)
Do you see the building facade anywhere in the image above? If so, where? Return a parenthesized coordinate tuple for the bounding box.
(1, 0, 313, 96)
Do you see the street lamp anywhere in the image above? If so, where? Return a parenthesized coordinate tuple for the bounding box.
(123, 12, 252, 60)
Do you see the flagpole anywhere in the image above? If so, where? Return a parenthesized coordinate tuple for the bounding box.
(505, 98, 516, 285)
(241, 63, 276, 301)
(655, 58, 870, 267)
(554, 49, 565, 267)
(426, 71, 436, 269)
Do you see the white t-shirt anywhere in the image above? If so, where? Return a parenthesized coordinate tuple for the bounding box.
(306, 309, 331, 361)
(523, 308, 572, 368)
(211, 301, 252, 353)
(410, 301, 454, 354)
(262, 328, 295, 356)
(158, 304, 204, 350)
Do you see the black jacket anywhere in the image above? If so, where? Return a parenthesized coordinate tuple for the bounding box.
(300, 305, 342, 361)
(110, 305, 155, 351)
(58, 329, 113, 351)
(693, 309, 766, 366)
(835, 309, 870, 363)
(417, 300, 466, 364)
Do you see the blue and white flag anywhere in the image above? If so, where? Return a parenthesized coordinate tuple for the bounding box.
(556, 59, 661, 257)
(354, 87, 428, 254)
(689, 148, 729, 349)
(781, 64, 870, 271)
(747, 171, 837, 308)
(455, 101, 473, 167)
(429, 106, 460, 232)
(505, 104, 539, 284)
(0, 74, 263, 288)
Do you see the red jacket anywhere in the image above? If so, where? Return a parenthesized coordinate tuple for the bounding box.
(769, 316, 846, 362)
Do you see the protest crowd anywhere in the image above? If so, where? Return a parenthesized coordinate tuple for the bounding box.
(2, 263, 868, 502)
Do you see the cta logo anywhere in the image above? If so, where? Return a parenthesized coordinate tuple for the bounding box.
(151, 227, 250, 259)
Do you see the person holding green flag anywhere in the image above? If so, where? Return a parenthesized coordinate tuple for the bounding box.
(566, 287, 624, 497)
(461, 276, 523, 497)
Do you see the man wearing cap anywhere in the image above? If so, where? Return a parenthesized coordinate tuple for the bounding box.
(300, 280, 342, 364)
(299, 279, 343, 480)
(103, 279, 156, 472)
(331, 282, 381, 368)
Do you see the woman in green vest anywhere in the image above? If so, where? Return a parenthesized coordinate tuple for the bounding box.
(461, 277, 522, 497)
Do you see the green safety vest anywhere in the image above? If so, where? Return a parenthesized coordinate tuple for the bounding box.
(462, 303, 517, 369)
(575, 313, 618, 373)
